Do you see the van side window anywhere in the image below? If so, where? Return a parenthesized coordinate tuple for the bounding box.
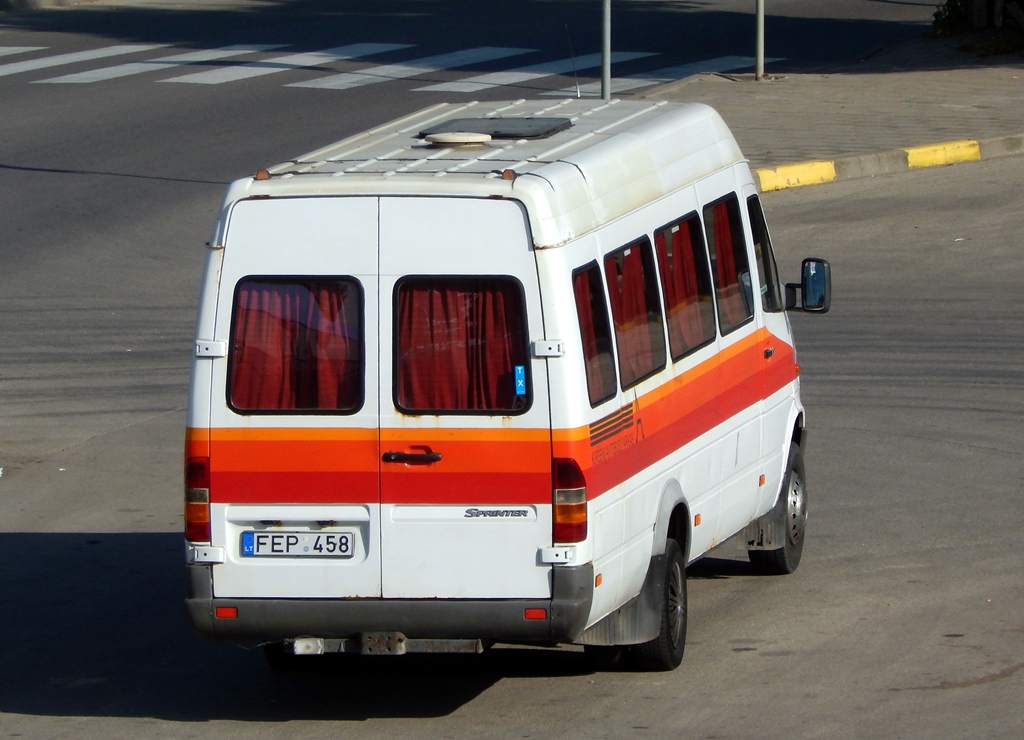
(229, 277, 363, 413)
(654, 213, 717, 360)
(572, 262, 617, 407)
(746, 195, 784, 312)
(395, 277, 530, 414)
(703, 195, 754, 334)
(604, 238, 667, 389)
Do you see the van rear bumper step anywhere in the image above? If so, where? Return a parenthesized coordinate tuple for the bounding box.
(290, 634, 485, 656)
(187, 563, 593, 645)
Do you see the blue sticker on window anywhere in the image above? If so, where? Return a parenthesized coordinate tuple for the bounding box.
(515, 365, 526, 396)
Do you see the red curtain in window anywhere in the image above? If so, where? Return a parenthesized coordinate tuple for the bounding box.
(605, 248, 652, 387)
(655, 223, 704, 353)
(397, 281, 522, 411)
(573, 269, 604, 405)
(231, 281, 359, 410)
(713, 203, 745, 326)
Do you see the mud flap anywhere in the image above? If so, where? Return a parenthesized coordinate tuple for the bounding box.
(576, 553, 665, 646)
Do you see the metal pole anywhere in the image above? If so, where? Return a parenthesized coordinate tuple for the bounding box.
(755, 0, 765, 80)
(601, 0, 611, 100)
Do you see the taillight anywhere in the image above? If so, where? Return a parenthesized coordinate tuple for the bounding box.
(552, 458, 587, 543)
(185, 456, 211, 542)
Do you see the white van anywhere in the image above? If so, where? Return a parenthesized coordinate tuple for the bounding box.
(184, 99, 830, 671)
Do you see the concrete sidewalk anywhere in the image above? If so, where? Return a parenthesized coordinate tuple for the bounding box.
(645, 35, 1024, 190)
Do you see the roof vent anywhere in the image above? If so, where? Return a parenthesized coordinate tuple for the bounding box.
(420, 117, 573, 141)
(424, 131, 493, 147)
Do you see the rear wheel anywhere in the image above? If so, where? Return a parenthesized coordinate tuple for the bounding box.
(631, 538, 687, 671)
(749, 442, 807, 575)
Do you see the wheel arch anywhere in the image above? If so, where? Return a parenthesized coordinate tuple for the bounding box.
(791, 412, 806, 450)
(651, 477, 692, 564)
(577, 477, 691, 647)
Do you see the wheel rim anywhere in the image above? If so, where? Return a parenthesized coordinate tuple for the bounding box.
(786, 473, 807, 546)
(667, 559, 685, 648)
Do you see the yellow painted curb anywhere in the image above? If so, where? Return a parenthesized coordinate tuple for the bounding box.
(755, 160, 837, 192)
(904, 140, 981, 168)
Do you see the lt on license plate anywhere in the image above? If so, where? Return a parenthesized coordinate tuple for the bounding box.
(241, 531, 354, 558)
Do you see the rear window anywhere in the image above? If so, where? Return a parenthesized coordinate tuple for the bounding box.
(228, 277, 364, 413)
(395, 277, 531, 414)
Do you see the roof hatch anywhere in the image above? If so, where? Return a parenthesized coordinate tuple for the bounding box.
(419, 117, 573, 141)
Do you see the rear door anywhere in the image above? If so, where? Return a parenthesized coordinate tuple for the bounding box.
(209, 196, 383, 599)
(377, 197, 554, 599)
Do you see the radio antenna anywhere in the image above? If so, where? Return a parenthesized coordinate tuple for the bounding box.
(564, 23, 581, 99)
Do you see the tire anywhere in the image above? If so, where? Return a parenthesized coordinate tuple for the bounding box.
(749, 442, 807, 575)
(631, 538, 687, 671)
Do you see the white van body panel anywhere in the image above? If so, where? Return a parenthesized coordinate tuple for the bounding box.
(184, 99, 810, 652)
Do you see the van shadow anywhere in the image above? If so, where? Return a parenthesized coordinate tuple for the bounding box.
(687, 555, 758, 580)
(0, 532, 590, 722)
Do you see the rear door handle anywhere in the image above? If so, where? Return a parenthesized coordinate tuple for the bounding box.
(382, 451, 442, 464)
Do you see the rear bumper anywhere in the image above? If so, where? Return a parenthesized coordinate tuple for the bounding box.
(186, 563, 594, 645)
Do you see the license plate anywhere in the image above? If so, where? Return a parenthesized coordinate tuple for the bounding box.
(241, 531, 354, 558)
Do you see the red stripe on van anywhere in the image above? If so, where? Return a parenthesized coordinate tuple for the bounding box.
(213, 470, 378, 504)
(203, 428, 378, 504)
(192, 330, 796, 506)
(381, 471, 550, 505)
(381, 434, 550, 504)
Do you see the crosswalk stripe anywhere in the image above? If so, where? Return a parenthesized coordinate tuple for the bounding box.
(35, 45, 289, 83)
(542, 56, 778, 96)
(1, 43, 776, 96)
(0, 44, 170, 78)
(414, 50, 657, 93)
(0, 46, 46, 58)
(287, 46, 535, 91)
(162, 43, 411, 84)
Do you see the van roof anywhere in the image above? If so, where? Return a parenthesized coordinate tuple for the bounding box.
(236, 99, 747, 249)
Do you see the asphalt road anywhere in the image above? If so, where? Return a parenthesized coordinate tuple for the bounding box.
(3, 151, 1022, 740)
(0, 0, 938, 474)
(3, 2, 1023, 738)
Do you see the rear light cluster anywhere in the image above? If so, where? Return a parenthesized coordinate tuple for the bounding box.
(552, 458, 587, 543)
(185, 456, 211, 542)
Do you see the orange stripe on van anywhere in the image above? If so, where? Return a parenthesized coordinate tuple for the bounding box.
(199, 427, 378, 504)
(197, 426, 551, 505)
(380, 433, 550, 505)
(380, 428, 548, 444)
(193, 330, 795, 506)
(554, 330, 797, 498)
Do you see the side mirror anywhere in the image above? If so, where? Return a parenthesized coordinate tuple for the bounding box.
(785, 258, 831, 313)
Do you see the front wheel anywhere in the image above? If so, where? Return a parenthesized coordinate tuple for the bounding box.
(631, 538, 687, 671)
(749, 442, 807, 575)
